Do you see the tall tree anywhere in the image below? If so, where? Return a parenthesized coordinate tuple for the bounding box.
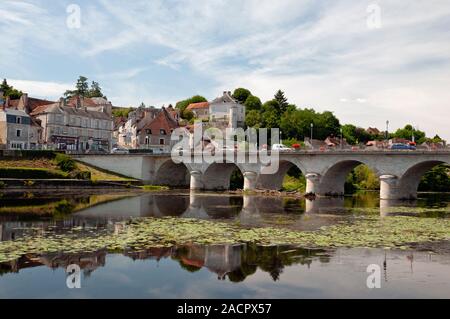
(274, 90, 288, 114)
(64, 76, 104, 98)
(0, 79, 23, 99)
(232, 88, 251, 103)
(88, 81, 104, 98)
(244, 95, 262, 111)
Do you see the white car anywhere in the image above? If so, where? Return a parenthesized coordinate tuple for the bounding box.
(111, 147, 129, 154)
(271, 144, 293, 152)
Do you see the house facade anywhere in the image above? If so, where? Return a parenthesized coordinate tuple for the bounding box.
(32, 99, 113, 151)
(186, 102, 210, 121)
(136, 107, 180, 152)
(0, 107, 39, 150)
(209, 91, 245, 129)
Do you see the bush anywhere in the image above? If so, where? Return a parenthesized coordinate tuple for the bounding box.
(68, 170, 91, 180)
(55, 154, 77, 172)
(0, 150, 59, 159)
(0, 168, 67, 179)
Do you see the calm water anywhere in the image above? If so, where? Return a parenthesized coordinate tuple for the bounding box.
(0, 190, 449, 298)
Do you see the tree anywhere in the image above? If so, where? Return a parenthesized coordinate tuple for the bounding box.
(64, 76, 105, 98)
(274, 90, 289, 114)
(342, 124, 372, 145)
(244, 95, 262, 111)
(175, 95, 207, 115)
(245, 110, 262, 128)
(232, 88, 251, 103)
(419, 165, 450, 192)
(0, 79, 23, 99)
(393, 124, 426, 144)
(88, 81, 104, 98)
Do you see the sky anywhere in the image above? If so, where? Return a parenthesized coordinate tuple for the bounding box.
(1, 0, 450, 140)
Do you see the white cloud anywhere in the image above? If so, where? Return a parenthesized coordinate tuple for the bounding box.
(8, 79, 72, 100)
(1, 0, 450, 139)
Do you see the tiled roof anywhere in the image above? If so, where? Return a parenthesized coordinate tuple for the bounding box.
(31, 102, 112, 120)
(186, 102, 209, 110)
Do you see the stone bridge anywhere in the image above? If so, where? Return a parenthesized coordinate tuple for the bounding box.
(74, 151, 450, 200)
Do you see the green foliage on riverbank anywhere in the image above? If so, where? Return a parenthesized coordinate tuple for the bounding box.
(0, 167, 68, 179)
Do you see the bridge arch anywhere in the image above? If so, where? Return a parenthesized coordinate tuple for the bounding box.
(202, 162, 244, 191)
(318, 160, 379, 196)
(155, 160, 190, 187)
(397, 160, 450, 199)
(256, 159, 305, 191)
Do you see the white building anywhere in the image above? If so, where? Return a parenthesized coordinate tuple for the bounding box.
(0, 107, 39, 150)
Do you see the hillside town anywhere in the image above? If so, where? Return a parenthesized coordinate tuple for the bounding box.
(0, 79, 447, 153)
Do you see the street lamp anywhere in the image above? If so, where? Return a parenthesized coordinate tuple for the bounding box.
(280, 131, 283, 145)
(385, 120, 389, 141)
(340, 127, 343, 149)
(310, 123, 314, 141)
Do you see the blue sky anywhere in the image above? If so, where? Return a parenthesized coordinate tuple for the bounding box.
(1, 0, 450, 140)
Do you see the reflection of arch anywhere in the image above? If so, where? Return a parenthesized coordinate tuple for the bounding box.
(203, 163, 243, 190)
(155, 194, 190, 216)
(202, 196, 243, 218)
(398, 160, 448, 199)
(319, 160, 378, 196)
(155, 160, 190, 187)
(257, 160, 304, 190)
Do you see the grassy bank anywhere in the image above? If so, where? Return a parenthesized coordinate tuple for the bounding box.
(0, 152, 136, 182)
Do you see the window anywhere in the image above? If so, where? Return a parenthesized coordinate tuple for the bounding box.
(160, 129, 166, 135)
(16, 117, 22, 124)
(146, 129, 152, 135)
(16, 129, 21, 137)
(159, 138, 165, 145)
(145, 136, 150, 145)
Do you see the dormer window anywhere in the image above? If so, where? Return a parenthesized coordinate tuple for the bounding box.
(160, 129, 166, 135)
(146, 129, 152, 134)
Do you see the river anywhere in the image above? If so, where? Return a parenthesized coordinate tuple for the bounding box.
(0, 190, 449, 298)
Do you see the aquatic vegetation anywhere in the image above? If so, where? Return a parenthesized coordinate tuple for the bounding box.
(0, 215, 449, 264)
(141, 185, 170, 191)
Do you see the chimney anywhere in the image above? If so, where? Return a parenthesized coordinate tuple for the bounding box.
(59, 97, 64, 107)
(22, 93, 28, 109)
(5, 96, 10, 108)
(76, 96, 81, 109)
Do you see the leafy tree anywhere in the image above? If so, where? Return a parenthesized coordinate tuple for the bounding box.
(244, 95, 262, 111)
(245, 110, 262, 128)
(274, 90, 288, 114)
(88, 81, 104, 98)
(64, 76, 105, 98)
(0, 79, 23, 99)
(175, 95, 207, 115)
(232, 88, 251, 103)
(342, 124, 372, 145)
(419, 165, 450, 192)
(112, 107, 134, 118)
(182, 109, 194, 121)
(393, 124, 426, 144)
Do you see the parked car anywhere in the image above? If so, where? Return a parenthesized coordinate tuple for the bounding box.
(389, 143, 416, 150)
(111, 147, 129, 154)
(271, 144, 293, 152)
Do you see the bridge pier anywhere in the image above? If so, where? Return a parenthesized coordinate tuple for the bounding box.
(243, 171, 258, 191)
(379, 174, 404, 200)
(305, 173, 321, 194)
(190, 171, 203, 191)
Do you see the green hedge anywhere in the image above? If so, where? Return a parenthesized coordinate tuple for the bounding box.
(0, 150, 61, 159)
(55, 153, 77, 172)
(0, 168, 68, 179)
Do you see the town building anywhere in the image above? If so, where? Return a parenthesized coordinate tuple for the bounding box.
(0, 107, 39, 150)
(136, 107, 180, 152)
(31, 98, 114, 152)
(209, 91, 245, 130)
(185, 102, 210, 121)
